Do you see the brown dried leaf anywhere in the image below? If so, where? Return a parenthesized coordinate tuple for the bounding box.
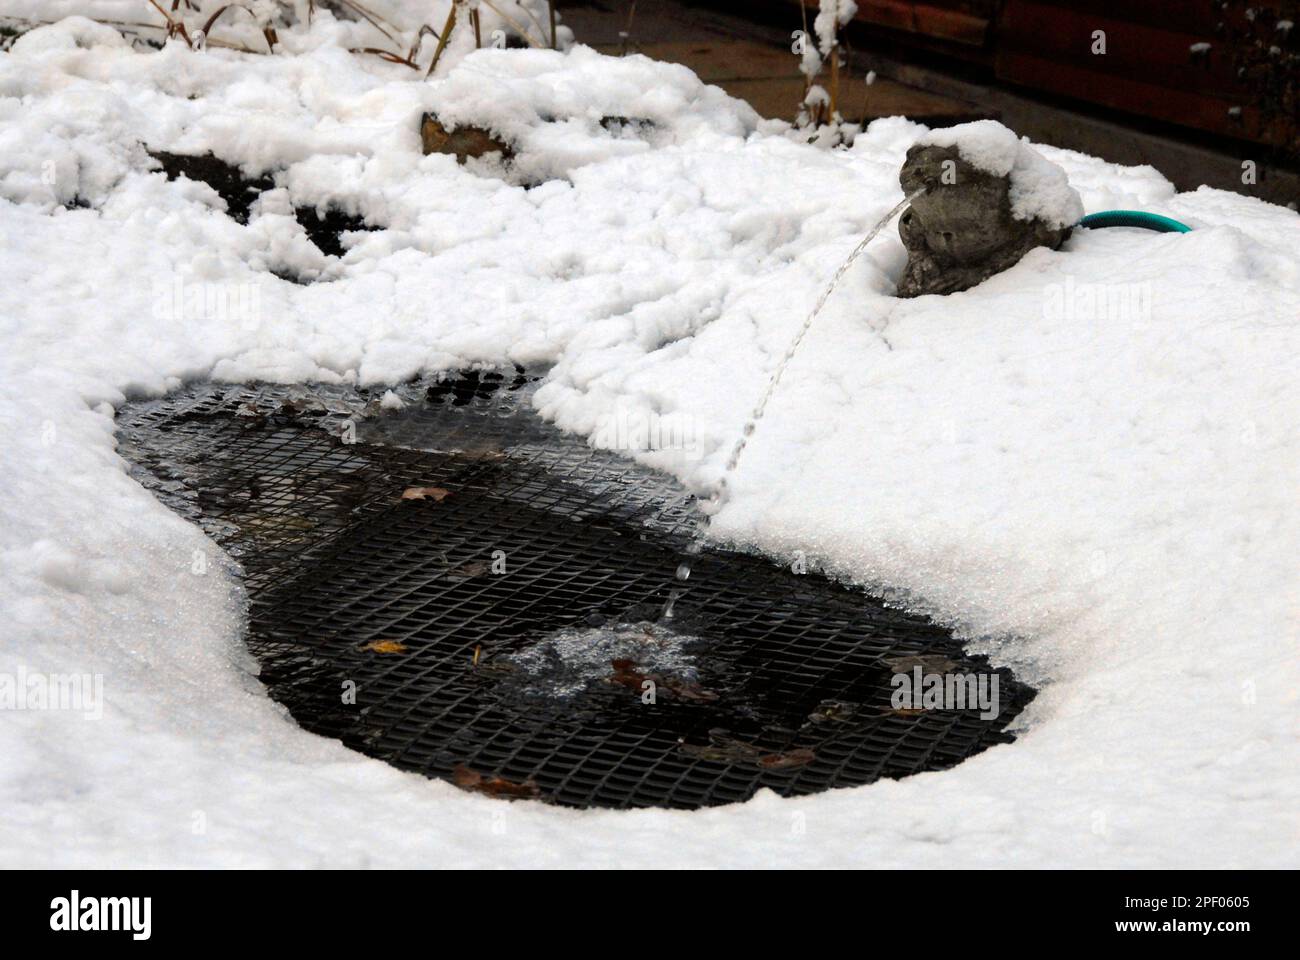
(607, 658, 646, 692)
(363, 639, 408, 654)
(451, 764, 541, 800)
(677, 732, 762, 763)
(757, 747, 817, 770)
(885, 654, 958, 674)
(447, 559, 489, 580)
(400, 486, 451, 502)
(808, 699, 858, 723)
(608, 659, 718, 701)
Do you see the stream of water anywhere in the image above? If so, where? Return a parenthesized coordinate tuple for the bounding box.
(661, 190, 922, 621)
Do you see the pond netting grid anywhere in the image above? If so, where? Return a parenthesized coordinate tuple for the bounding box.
(116, 370, 1033, 810)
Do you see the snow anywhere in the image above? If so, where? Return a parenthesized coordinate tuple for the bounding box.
(1, 14, 1298, 868)
(916, 119, 1085, 228)
(813, 0, 858, 57)
(424, 46, 760, 183)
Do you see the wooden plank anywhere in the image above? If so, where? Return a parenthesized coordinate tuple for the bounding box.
(716, 74, 991, 124)
(998, 1, 1238, 96)
(1009, 0, 1221, 33)
(775, 0, 990, 46)
(854, 0, 990, 46)
(610, 39, 804, 81)
(997, 50, 1266, 140)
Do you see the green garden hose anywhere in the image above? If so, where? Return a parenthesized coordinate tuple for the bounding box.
(1077, 210, 1192, 233)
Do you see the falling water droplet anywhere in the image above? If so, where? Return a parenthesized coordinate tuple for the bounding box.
(656, 192, 920, 627)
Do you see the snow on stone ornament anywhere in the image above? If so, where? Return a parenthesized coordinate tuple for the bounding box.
(896, 120, 1083, 297)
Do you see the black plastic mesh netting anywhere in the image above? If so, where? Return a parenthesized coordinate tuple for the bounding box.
(116, 370, 1033, 809)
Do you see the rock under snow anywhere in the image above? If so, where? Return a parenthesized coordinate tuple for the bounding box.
(897, 120, 1083, 297)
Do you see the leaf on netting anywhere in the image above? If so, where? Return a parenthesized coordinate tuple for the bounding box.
(363, 639, 408, 654)
(757, 748, 817, 769)
(400, 486, 451, 501)
(451, 764, 541, 800)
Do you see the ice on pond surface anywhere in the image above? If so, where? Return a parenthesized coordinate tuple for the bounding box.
(503, 621, 707, 700)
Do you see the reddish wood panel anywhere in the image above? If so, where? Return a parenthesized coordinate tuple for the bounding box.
(995, 0, 1272, 141)
(1008, 0, 1220, 33)
(852, 0, 991, 46)
(998, 51, 1263, 139)
(998, 4, 1234, 96)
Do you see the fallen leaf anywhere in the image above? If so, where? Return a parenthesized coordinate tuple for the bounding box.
(677, 732, 762, 763)
(363, 639, 408, 654)
(401, 486, 452, 502)
(458, 443, 506, 461)
(808, 699, 858, 723)
(607, 658, 647, 692)
(451, 764, 541, 800)
(447, 559, 489, 580)
(606, 659, 718, 701)
(757, 748, 817, 769)
(885, 654, 957, 675)
(677, 741, 756, 762)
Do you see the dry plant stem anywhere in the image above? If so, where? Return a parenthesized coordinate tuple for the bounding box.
(425, 2, 458, 77)
(478, 1, 544, 48)
(336, 0, 401, 46)
(829, 38, 839, 117)
(620, 0, 637, 55)
(146, 0, 191, 43)
(358, 47, 419, 67)
(11, 12, 258, 51)
(799, 0, 810, 104)
(472, 7, 481, 47)
(342, 0, 401, 34)
(511, 1, 548, 45)
(201, 5, 250, 38)
(407, 24, 439, 61)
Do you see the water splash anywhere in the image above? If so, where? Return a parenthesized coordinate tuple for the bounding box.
(662, 189, 922, 620)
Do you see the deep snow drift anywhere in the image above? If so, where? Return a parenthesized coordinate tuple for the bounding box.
(1, 14, 1297, 867)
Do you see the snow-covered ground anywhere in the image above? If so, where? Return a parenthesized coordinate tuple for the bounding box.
(1, 9, 1297, 868)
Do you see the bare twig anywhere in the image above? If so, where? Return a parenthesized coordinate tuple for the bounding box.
(425, 1, 458, 77)
(478, 0, 545, 48)
(146, 0, 191, 43)
(405, 24, 439, 62)
(9, 13, 258, 51)
(355, 46, 420, 68)
(335, 0, 401, 46)
(829, 33, 839, 118)
(195, 4, 277, 54)
(620, 1, 637, 56)
(511, 0, 548, 46)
